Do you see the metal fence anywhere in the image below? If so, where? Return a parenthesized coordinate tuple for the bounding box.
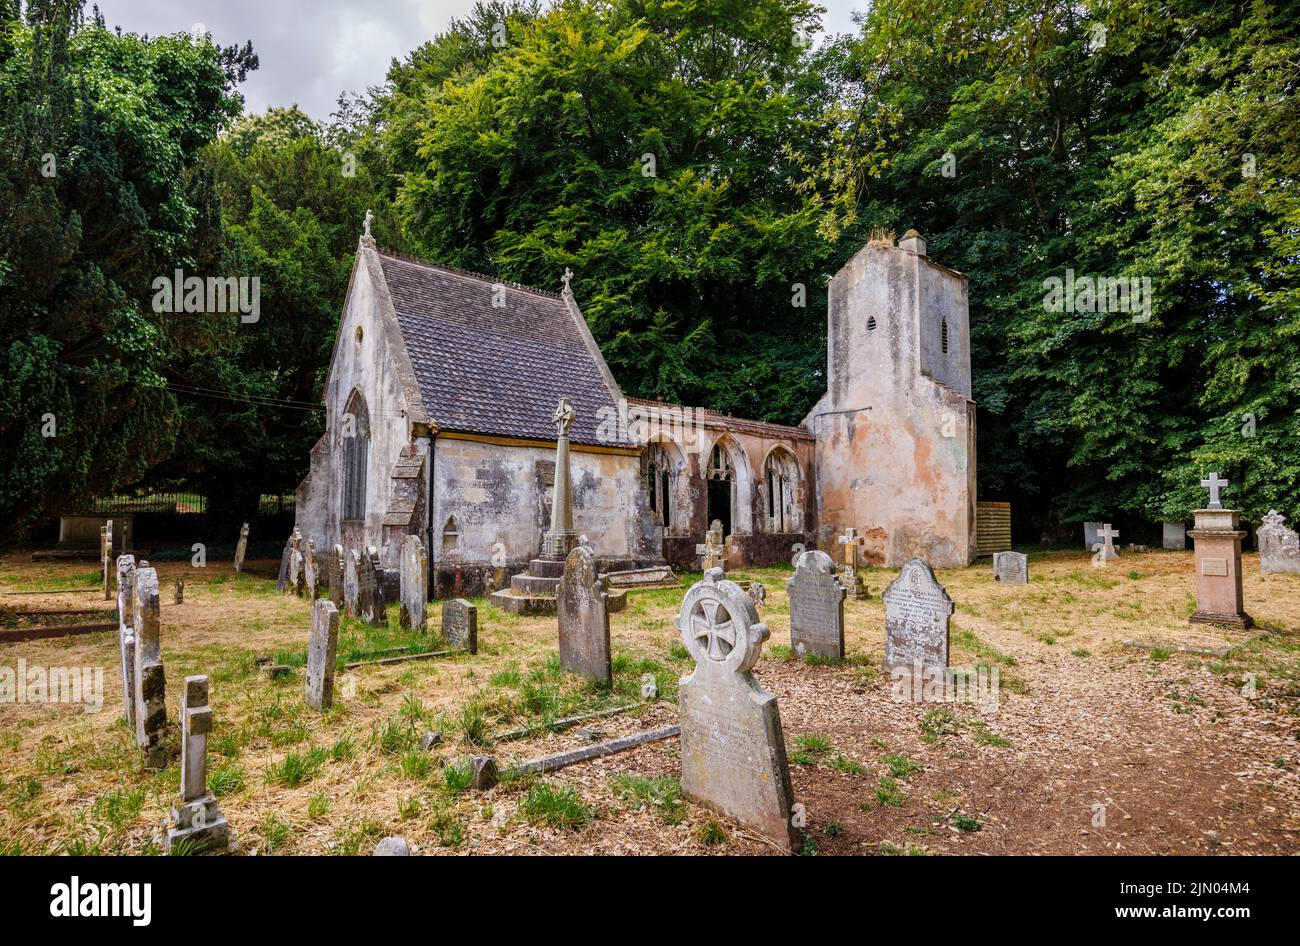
(81, 493, 295, 516)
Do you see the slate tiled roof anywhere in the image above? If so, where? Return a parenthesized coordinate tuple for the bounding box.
(377, 252, 626, 447)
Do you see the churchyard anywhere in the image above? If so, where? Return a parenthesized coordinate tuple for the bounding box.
(3, 544, 1297, 856)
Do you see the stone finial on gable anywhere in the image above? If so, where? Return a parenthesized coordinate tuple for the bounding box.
(361, 209, 375, 247)
(899, 229, 927, 257)
(561, 266, 574, 296)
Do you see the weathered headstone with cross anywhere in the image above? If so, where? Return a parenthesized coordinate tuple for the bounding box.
(328, 543, 345, 610)
(1258, 510, 1300, 575)
(835, 527, 870, 599)
(786, 550, 846, 660)
(677, 568, 798, 852)
(358, 546, 386, 626)
(166, 675, 230, 854)
(1092, 523, 1120, 564)
(1189, 473, 1252, 628)
(132, 564, 168, 769)
(233, 522, 249, 573)
(558, 543, 611, 685)
(696, 520, 726, 572)
(305, 599, 340, 711)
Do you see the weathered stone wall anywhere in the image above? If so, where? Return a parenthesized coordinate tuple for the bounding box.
(807, 235, 976, 567)
(429, 436, 654, 571)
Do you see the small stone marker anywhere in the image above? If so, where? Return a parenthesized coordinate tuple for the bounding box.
(1258, 510, 1300, 575)
(993, 550, 1028, 584)
(132, 565, 167, 768)
(167, 675, 230, 854)
(786, 550, 846, 660)
(373, 837, 410, 856)
(882, 557, 953, 673)
(1095, 523, 1120, 562)
(276, 532, 294, 592)
(1162, 521, 1186, 550)
(358, 546, 385, 626)
(328, 543, 345, 610)
(400, 534, 428, 632)
(116, 554, 137, 726)
(174, 578, 184, 605)
(343, 548, 361, 617)
(441, 598, 478, 654)
(835, 527, 870, 599)
(303, 538, 319, 599)
(696, 520, 726, 572)
(101, 521, 113, 600)
(677, 568, 797, 852)
(1189, 475, 1252, 628)
(305, 599, 340, 711)
(557, 544, 611, 685)
(234, 522, 249, 573)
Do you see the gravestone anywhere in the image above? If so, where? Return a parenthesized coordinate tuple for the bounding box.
(882, 557, 954, 672)
(277, 528, 301, 593)
(696, 520, 726, 572)
(399, 534, 428, 632)
(358, 546, 385, 626)
(343, 548, 361, 617)
(166, 676, 230, 855)
(1189, 474, 1252, 628)
(993, 550, 1028, 584)
(1083, 521, 1104, 551)
(1258, 510, 1300, 575)
(116, 555, 137, 727)
(1162, 521, 1186, 550)
(557, 544, 611, 685)
(835, 527, 870, 599)
(442, 598, 478, 654)
(233, 522, 249, 573)
(305, 599, 340, 711)
(288, 539, 304, 597)
(303, 538, 319, 599)
(677, 568, 797, 852)
(786, 550, 846, 660)
(174, 578, 184, 605)
(328, 544, 345, 610)
(1092, 523, 1120, 564)
(101, 521, 113, 600)
(132, 565, 168, 768)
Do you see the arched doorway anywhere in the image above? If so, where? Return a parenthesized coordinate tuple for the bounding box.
(706, 441, 735, 537)
(340, 389, 370, 523)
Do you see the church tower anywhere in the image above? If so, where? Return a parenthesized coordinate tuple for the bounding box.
(805, 230, 976, 567)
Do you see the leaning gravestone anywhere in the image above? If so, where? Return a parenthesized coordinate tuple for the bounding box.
(116, 555, 137, 727)
(343, 548, 361, 617)
(305, 599, 340, 711)
(328, 544, 345, 610)
(1083, 521, 1102, 551)
(101, 521, 113, 600)
(276, 529, 299, 593)
(677, 569, 797, 852)
(1162, 521, 1186, 551)
(358, 546, 386, 626)
(132, 565, 167, 768)
(234, 522, 249, 573)
(167, 675, 230, 854)
(557, 544, 611, 685)
(993, 550, 1028, 584)
(882, 557, 954, 673)
(303, 538, 319, 599)
(442, 598, 478, 654)
(786, 550, 846, 660)
(1258, 510, 1300, 575)
(400, 534, 428, 632)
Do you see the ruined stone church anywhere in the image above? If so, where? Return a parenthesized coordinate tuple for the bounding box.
(294, 226, 976, 597)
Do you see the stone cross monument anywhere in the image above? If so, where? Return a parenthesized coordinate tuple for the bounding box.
(1189, 473, 1252, 629)
(166, 675, 231, 854)
(696, 519, 726, 572)
(835, 527, 870, 599)
(541, 397, 579, 561)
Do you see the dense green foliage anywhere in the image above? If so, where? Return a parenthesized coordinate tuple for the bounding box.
(2, 0, 1296, 542)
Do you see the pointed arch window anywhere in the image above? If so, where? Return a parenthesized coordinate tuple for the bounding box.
(341, 390, 370, 522)
(647, 443, 677, 531)
(763, 447, 801, 533)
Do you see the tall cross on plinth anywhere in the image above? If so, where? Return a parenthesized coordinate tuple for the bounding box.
(1201, 472, 1227, 510)
(542, 397, 579, 561)
(835, 528, 870, 599)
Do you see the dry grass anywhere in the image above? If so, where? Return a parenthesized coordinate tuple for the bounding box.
(1, 548, 1297, 856)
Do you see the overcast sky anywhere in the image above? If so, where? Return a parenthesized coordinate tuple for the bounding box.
(93, 0, 865, 121)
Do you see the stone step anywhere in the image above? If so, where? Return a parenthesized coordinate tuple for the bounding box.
(489, 588, 628, 616)
(511, 574, 560, 595)
(528, 558, 567, 578)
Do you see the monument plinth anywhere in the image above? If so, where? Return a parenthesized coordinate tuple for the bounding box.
(1188, 473, 1252, 629)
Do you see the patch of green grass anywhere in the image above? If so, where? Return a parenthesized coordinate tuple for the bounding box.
(827, 754, 866, 775)
(798, 836, 819, 856)
(259, 814, 293, 853)
(825, 820, 843, 837)
(919, 708, 959, 742)
(695, 818, 727, 846)
(610, 774, 684, 824)
(879, 840, 933, 856)
(490, 665, 522, 688)
(208, 763, 245, 797)
(874, 776, 907, 808)
(882, 754, 924, 780)
(970, 722, 1012, 748)
(400, 750, 432, 781)
(371, 720, 417, 755)
(265, 748, 327, 788)
(953, 812, 983, 832)
(459, 702, 492, 747)
(442, 758, 475, 794)
(1149, 648, 1172, 661)
(793, 733, 834, 755)
(520, 781, 591, 829)
(307, 794, 330, 820)
(1071, 648, 1091, 658)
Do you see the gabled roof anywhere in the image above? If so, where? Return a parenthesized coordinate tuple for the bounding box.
(375, 250, 626, 447)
